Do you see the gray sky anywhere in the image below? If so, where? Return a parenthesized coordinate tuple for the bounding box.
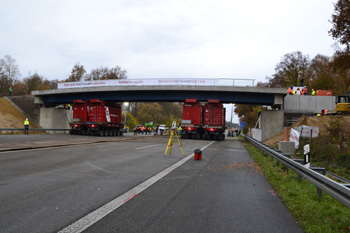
(0, 0, 337, 123)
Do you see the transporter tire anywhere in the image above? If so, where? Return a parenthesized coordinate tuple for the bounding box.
(69, 129, 74, 135)
(119, 130, 124, 136)
(113, 130, 117, 136)
(98, 130, 104, 137)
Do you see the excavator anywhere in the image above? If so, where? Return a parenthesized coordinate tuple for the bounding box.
(324, 95, 350, 115)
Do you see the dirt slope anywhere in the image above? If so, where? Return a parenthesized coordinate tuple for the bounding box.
(0, 98, 37, 128)
(263, 115, 350, 147)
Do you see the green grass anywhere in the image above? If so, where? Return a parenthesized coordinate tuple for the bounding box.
(243, 140, 350, 233)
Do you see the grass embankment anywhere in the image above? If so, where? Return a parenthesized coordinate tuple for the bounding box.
(242, 140, 350, 233)
(0, 97, 37, 134)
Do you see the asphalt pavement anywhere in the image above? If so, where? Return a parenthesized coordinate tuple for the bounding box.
(0, 134, 303, 233)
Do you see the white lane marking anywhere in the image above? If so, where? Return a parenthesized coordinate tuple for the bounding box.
(135, 144, 162, 150)
(58, 141, 215, 233)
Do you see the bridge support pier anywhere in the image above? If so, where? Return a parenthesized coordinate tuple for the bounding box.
(39, 107, 72, 131)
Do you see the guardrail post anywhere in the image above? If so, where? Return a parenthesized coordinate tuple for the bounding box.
(298, 174, 302, 182)
(274, 150, 282, 166)
(317, 188, 322, 198)
(281, 153, 291, 172)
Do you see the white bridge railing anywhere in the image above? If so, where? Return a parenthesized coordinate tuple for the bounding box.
(57, 78, 255, 89)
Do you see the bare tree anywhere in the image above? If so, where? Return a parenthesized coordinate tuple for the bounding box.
(0, 55, 21, 96)
(85, 65, 127, 81)
(266, 51, 311, 88)
(65, 62, 86, 82)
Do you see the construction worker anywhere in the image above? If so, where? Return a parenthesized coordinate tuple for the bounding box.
(311, 89, 316, 96)
(287, 87, 293, 95)
(178, 126, 182, 135)
(258, 108, 262, 118)
(9, 87, 12, 96)
(24, 118, 29, 134)
(293, 89, 296, 95)
(317, 113, 321, 116)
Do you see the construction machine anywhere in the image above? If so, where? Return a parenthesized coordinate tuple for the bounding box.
(325, 95, 350, 115)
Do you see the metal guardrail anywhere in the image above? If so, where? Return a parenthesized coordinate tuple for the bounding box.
(243, 134, 350, 208)
(0, 128, 70, 134)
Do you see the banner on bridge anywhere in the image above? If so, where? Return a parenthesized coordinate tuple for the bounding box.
(57, 78, 219, 89)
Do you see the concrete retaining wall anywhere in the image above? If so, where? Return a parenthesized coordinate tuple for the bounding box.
(40, 108, 72, 129)
(7, 96, 41, 125)
(284, 95, 336, 114)
(261, 110, 284, 141)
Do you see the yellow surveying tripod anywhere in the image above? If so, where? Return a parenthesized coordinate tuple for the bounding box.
(164, 121, 185, 157)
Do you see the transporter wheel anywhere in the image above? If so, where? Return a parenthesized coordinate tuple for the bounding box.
(112, 130, 117, 136)
(98, 130, 104, 137)
(81, 130, 87, 135)
(119, 130, 124, 136)
(218, 134, 224, 141)
(69, 129, 74, 135)
(181, 134, 185, 139)
(184, 133, 189, 139)
(195, 133, 201, 139)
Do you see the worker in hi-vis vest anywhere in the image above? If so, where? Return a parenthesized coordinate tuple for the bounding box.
(24, 118, 29, 134)
(258, 108, 262, 118)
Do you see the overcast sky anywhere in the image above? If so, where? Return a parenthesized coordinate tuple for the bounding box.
(0, 0, 338, 123)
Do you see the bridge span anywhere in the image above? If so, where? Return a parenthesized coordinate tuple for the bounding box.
(32, 85, 286, 108)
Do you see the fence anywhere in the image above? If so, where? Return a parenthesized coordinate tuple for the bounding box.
(243, 134, 350, 208)
(0, 128, 70, 134)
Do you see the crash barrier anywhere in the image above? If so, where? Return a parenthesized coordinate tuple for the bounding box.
(243, 134, 350, 208)
(0, 128, 70, 134)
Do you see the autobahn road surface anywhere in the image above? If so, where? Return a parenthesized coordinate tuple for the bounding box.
(0, 133, 303, 233)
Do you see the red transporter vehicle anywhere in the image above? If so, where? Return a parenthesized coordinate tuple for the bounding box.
(70, 100, 89, 135)
(181, 99, 226, 141)
(202, 99, 226, 141)
(181, 99, 203, 139)
(69, 99, 124, 136)
(88, 99, 124, 136)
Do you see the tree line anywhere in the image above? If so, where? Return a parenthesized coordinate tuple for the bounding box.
(235, 0, 350, 128)
(0, 60, 127, 96)
(124, 102, 183, 130)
